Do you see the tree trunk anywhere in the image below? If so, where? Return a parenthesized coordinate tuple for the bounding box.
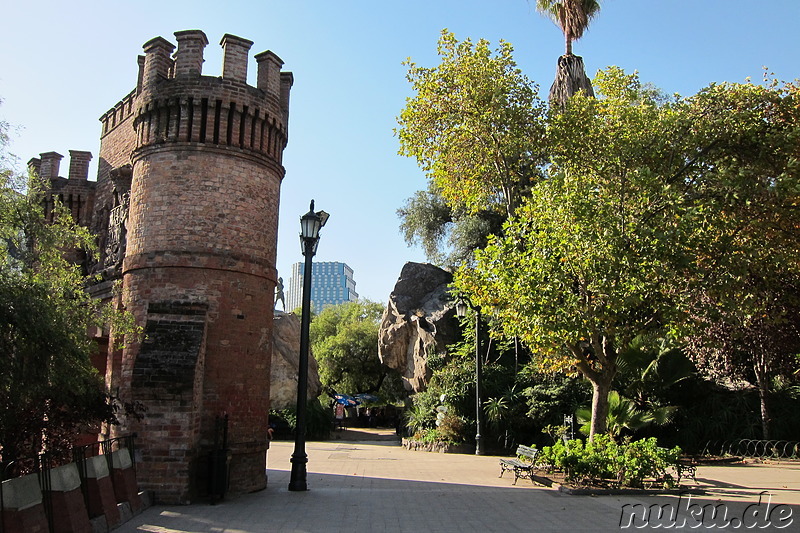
(549, 54, 595, 108)
(571, 336, 617, 442)
(588, 375, 612, 441)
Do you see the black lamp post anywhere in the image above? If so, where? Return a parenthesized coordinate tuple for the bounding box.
(455, 298, 484, 456)
(288, 200, 329, 492)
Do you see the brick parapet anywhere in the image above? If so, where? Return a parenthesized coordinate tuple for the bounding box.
(29, 151, 98, 230)
(100, 90, 136, 139)
(174, 30, 208, 78)
(68, 150, 92, 180)
(142, 37, 176, 91)
(132, 80, 288, 164)
(220, 33, 253, 83)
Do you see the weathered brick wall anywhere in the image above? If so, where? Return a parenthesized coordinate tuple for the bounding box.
(91, 90, 137, 281)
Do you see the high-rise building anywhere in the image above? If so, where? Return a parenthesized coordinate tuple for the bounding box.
(286, 261, 358, 312)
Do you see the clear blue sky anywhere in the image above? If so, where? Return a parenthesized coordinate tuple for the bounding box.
(1, 0, 798, 302)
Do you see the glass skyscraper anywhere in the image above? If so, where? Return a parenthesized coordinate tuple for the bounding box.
(285, 261, 358, 312)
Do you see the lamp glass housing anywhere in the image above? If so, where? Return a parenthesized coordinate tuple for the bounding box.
(300, 211, 321, 240)
(455, 300, 468, 318)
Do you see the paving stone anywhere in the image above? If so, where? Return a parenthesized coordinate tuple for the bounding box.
(113, 433, 800, 532)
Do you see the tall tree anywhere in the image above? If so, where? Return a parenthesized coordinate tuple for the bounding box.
(672, 77, 800, 439)
(0, 116, 138, 464)
(397, 182, 505, 269)
(458, 69, 685, 439)
(310, 300, 405, 402)
(456, 69, 800, 440)
(397, 31, 547, 268)
(397, 30, 547, 219)
(536, 0, 601, 105)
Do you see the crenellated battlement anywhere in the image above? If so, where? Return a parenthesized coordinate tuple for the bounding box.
(132, 90, 289, 164)
(122, 30, 292, 164)
(100, 90, 136, 137)
(27, 150, 96, 230)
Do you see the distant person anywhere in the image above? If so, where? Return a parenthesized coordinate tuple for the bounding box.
(334, 403, 345, 430)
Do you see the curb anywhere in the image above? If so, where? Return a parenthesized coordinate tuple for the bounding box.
(529, 473, 706, 497)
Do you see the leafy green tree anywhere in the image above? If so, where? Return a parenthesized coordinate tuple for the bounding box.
(399, 30, 800, 447)
(457, 69, 800, 441)
(670, 77, 800, 440)
(396, 30, 548, 268)
(458, 69, 688, 439)
(0, 117, 138, 465)
(536, 0, 601, 105)
(397, 182, 504, 268)
(310, 300, 404, 402)
(397, 30, 547, 219)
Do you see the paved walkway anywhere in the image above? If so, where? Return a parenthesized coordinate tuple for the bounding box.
(116, 430, 799, 532)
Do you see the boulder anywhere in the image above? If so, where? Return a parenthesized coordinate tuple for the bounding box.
(378, 262, 460, 392)
(270, 311, 322, 410)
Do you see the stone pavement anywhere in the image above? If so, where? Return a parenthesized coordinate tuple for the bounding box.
(115, 430, 799, 532)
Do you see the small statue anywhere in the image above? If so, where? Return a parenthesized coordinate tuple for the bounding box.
(275, 276, 286, 311)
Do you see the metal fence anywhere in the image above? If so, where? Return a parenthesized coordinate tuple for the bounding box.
(702, 439, 800, 460)
(0, 453, 54, 533)
(1, 434, 136, 533)
(72, 434, 137, 511)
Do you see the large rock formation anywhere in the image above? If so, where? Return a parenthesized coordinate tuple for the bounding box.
(378, 262, 460, 392)
(270, 311, 322, 410)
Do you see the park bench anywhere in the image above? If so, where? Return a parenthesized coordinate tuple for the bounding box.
(499, 444, 540, 485)
(675, 459, 698, 484)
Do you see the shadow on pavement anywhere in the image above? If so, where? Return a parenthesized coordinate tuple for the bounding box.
(115, 467, 799, 533)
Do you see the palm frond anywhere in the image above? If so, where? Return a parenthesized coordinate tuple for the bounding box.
(535, 0, 601, 42)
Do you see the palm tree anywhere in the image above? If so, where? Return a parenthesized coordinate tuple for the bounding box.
(615, 336, 696, 410)
(535, 0, 600, 105)
(576, 391, 676, 442)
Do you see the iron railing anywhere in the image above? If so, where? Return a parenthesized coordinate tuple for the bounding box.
(72, 434, 137, 511)
(1, 434, 136, 533)
(1, 453, 54, 533)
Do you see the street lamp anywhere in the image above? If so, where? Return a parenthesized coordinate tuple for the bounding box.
(289, 200, 329, 492)
(455, 298, 485, 456)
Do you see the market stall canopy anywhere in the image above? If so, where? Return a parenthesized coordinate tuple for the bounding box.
(334, 393, 358, 406)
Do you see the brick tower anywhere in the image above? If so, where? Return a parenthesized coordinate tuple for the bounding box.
(97, 30, 292, 503)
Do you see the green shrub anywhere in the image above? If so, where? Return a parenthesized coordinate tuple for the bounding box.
(620, 437, 680, 487)
(539, 436, 681, 488)
(269, 398, 332, 441)
(436, 412, 467, 443)
(306, 398, 332, 440)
